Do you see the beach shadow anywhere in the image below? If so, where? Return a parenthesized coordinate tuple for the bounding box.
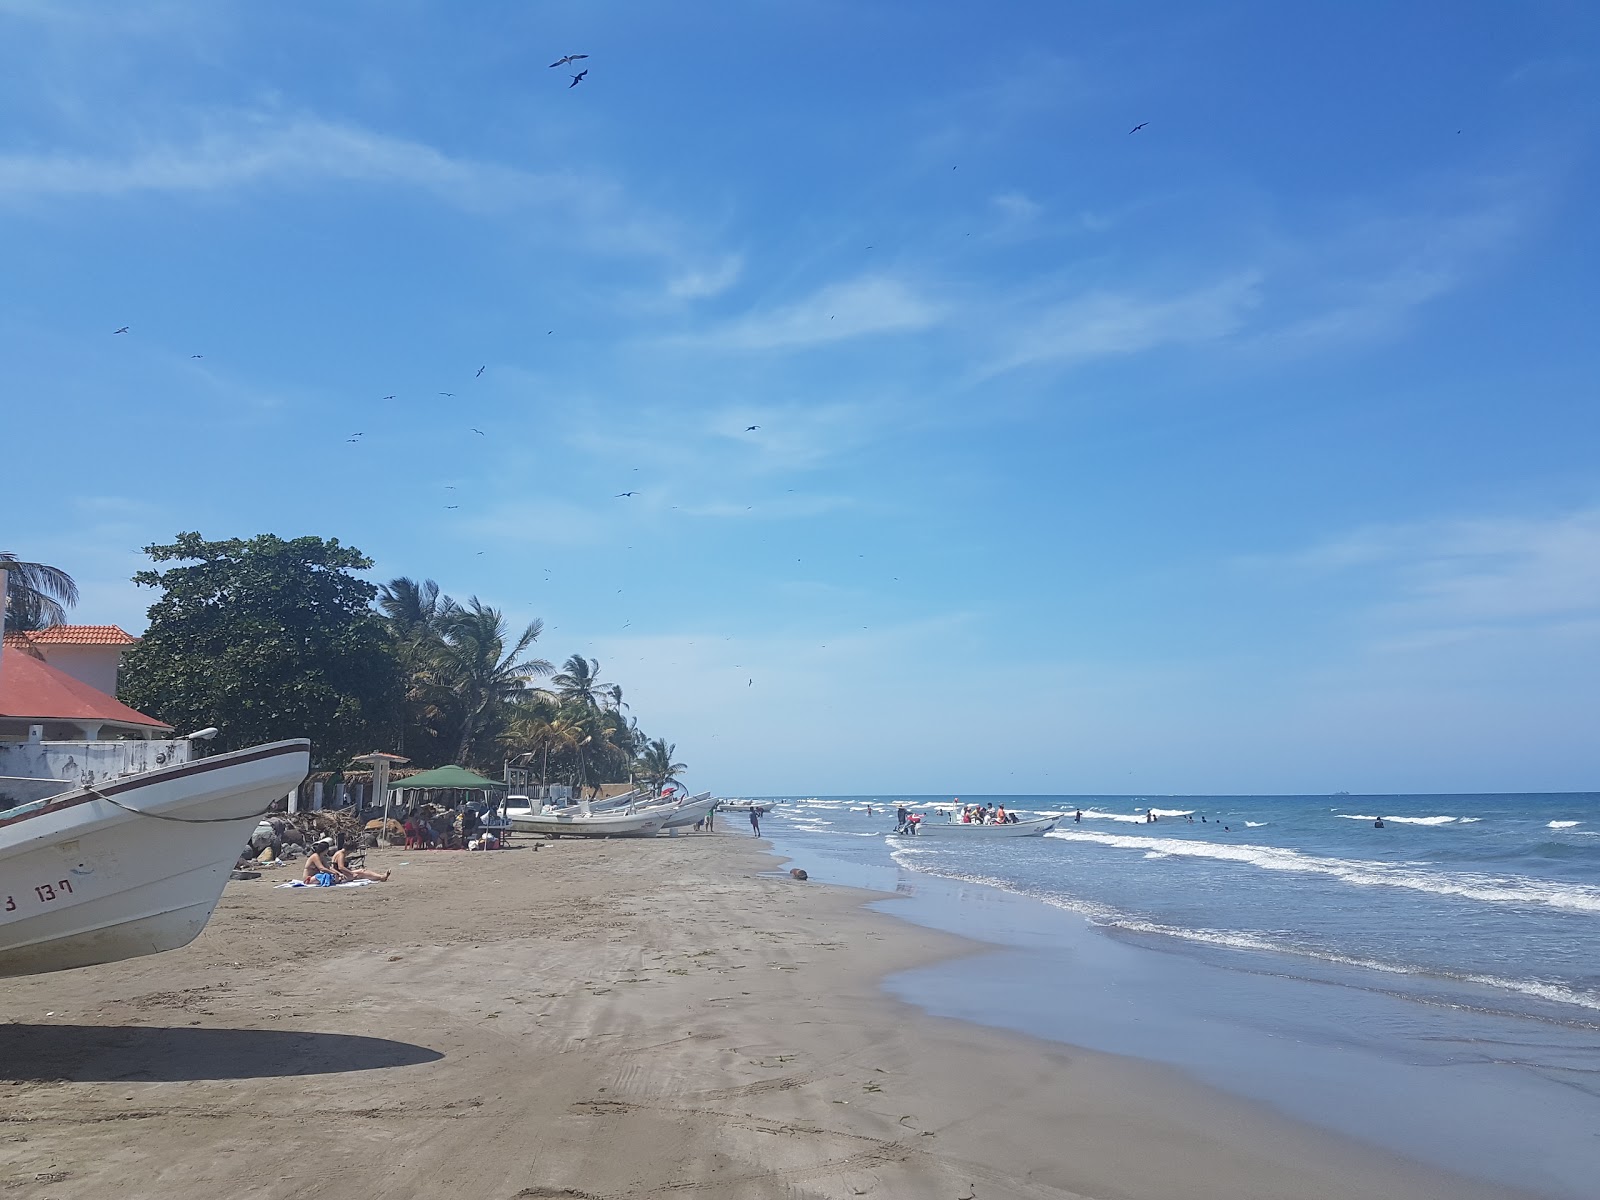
(0, 1025, 443, 1083)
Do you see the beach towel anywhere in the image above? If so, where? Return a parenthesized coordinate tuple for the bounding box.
(274, 879, 373, 889)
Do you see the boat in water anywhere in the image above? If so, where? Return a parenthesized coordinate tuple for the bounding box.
(889, 814, 1059, 838)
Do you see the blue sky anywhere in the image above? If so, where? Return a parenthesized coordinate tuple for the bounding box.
(4, 0, 1598, 795)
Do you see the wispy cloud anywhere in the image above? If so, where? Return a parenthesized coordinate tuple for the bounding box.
(1276, 506, 1600, 639)
(676, 275, 943, 351)
(665, 255, 744, 301)
(982, 274, 1262, 377)
(0, 111, 717, 268)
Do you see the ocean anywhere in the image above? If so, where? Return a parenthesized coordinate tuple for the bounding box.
(750, 792, 1600, 1199)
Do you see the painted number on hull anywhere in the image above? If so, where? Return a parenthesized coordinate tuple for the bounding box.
(0, 878, 75, 921)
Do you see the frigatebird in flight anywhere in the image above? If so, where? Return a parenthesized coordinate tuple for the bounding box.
(569, 69, 588, 88)
(113, 326, 129, 334)
(616, 491, 637, 498)
(1129, 122, 1149, 133)
(550, 54, 588, 68)
(476, 365, 485, 377)
(746, 425, 759, 431)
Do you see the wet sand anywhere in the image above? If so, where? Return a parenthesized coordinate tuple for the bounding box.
(0, 834, 1538, 1199)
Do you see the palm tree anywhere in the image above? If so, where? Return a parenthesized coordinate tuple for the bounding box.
(379, 576, 456, 634)
(435, 598, 553, 762)
(378, 577, 461, 759)
(551, 655, 622, 709)
(2, 553, 79, 632)
(638, 738, 687, 795)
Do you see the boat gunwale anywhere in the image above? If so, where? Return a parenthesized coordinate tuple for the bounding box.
(0, 739, 311, 832)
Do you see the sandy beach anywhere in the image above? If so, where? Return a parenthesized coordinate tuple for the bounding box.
(1, 833, 1538, 1200)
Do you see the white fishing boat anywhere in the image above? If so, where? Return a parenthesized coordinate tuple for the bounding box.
(656, 791, 718, 830)
(508, 806, 671, 838)
(0, 584, 312, 977)
(890, 814, 1058, 838)
(0, 737, 310, 977)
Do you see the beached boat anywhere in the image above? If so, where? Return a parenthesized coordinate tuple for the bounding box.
(508, 806, 671, 838)
(0, 738, 310, 977)
(889, 815, 1059, 838)
(657, 791, 718, 830)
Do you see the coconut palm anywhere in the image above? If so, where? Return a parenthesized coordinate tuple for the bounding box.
(434, 598, 553, 762)
(378, 577, 462, 760)
(1, 553, 79, 632)
(551, 654, 614, 709)
(638, 738, 687, 794)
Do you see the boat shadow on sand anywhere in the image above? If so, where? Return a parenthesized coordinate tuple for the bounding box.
(0, 1025, 442, 1082)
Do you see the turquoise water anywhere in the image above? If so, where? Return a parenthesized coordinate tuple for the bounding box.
(755, 792, 1600, 1198)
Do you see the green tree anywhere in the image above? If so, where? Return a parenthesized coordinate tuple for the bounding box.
(119, 533, 402, 765)
(551, 655, 621, 710)
(434, 598, 553, 763)
(1, 552, 79, 632)
(638, 738, 688, 794)
(378, 576, 460, 764)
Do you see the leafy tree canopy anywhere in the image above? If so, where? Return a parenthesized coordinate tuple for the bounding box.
(119, 532, 402, 766)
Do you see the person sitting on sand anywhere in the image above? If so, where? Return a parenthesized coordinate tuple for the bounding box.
(303, 840, 341, 886)
(332, 843, 391, 882)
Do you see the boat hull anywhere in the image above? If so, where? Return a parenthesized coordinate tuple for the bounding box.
(508, 809, 670, 838)
(0, 740, 310, 977)
(890, 815, 1059, 838)
(657, 792, 718, 830)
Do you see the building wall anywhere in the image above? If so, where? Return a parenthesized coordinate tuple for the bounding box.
(35, 644, 123, 695)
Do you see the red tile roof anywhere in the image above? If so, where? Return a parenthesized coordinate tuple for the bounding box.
(0, 647, 169, 729)
(3, 624, 138, 647)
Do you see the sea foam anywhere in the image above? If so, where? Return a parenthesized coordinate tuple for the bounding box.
(1043, 829, 1600, 914)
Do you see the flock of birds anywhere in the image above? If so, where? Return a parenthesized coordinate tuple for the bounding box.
(101, 53, 1163, 689)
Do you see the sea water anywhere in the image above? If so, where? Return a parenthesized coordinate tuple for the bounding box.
(754, 793, 1600, 1198)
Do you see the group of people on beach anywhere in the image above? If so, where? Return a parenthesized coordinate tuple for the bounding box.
(401, 805, 502, 851)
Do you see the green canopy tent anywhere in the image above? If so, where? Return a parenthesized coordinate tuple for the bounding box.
(386, 765, 507, 841)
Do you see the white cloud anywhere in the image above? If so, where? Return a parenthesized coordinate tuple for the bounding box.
(0, 111, 716, 268)
(983, 273, 1262, 376)
(665, 255, 744, 301)
(1278, 506, 1600, 637)
(679, 275, 942, 351)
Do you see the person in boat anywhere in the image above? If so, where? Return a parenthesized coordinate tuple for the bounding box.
(331, 842, 391, 882)
(995, 804, 1008, 824)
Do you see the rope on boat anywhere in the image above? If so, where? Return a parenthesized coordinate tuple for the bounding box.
(84, 785, 278, 825)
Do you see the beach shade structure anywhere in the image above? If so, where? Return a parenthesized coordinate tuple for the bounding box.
(353, 751, 410, 843)
(386, 764, 507, 832)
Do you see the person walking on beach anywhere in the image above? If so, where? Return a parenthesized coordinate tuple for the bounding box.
(749, 806, 762, 837)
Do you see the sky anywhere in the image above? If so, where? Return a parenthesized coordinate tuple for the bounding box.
(3, 0, 1598, 796)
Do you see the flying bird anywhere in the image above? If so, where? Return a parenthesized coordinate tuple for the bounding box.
(549, 54, 588, 68)
(382, 394, 396, 400)
(471, 428, 485, 436)
(113, 326, 129, 334)
(616, 491, 637, 498)
(569, 69, 588, 88)
(190, 354, 204, 359)
(440, 392, 455, 397)
(1129, 122, 1149, 134)
(476, 365, 485, 377)
(445, 505, 459, 510)
(745, 425, 759, 431)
